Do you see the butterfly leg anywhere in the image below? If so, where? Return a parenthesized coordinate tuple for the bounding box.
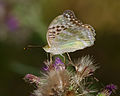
(50, 53, 53, 63)
(66, 53, 73, 63)
(60, 54, 66, 63)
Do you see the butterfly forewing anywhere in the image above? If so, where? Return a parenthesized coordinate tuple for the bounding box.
(47, 15, 67, 46)
(47, 10, 83, 46)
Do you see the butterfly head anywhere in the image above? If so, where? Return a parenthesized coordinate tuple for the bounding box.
(43, 45, 51, 53)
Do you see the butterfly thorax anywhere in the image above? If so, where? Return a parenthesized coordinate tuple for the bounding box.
(43, 44, 69, 55)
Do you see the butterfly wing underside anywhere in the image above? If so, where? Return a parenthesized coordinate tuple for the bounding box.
(47, 10, 95, 51)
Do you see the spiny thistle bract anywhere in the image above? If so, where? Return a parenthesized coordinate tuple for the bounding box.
(24, 56, 117, 96)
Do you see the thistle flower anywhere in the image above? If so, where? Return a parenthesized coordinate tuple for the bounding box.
(71, 56, 98, 86)
(35, 70, 70, 96)
(32, 58, 70, 96)
(53, 57, 65, 70)
(24, 74, 40, 86)
(43, 57, 65, 71)
(24, 57, 117, 96)
(105, 84, 117, 93)
(97, 84, 117, 96)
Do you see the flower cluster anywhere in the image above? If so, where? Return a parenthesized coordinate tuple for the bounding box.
(97, 84, 117, 96)
(24, 56, 117, 96)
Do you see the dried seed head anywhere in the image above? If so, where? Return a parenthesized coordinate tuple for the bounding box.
(34, 69, 70, 96)
(73, 56, 98, 82)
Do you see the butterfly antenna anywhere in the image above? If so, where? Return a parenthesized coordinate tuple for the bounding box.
(24, 45, 42, 50)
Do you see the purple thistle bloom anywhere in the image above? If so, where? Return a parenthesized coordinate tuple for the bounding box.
(105, 84, 117, 94)
(24, 74, 40, 85)
(98, 84, 117, 96)
(43, 57, 65, 71)
(6, 15, 19, 31)
(43, 66, 49, 71)
(54, 57, 65, 70)
(55, 57, 64, 65)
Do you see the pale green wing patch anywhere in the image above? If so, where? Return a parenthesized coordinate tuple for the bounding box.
(55, 25, 95, 50)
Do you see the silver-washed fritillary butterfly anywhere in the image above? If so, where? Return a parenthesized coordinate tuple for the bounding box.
(43, 10, 96, 55)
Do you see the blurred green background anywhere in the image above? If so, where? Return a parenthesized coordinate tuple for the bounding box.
(0, 0, 120, 96)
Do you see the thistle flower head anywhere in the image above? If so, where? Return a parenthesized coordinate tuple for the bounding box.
(105, 84, 117, 92)
(97, 84, 117, 96)
(24, 74, 40, 86)
(34, 70, 70, 96)
(24, 56, 117, 96)
(33, 58, 70, 96)
(43, 57, 65, 71)
(53, 57, 65, 70)
(71, 56, 98, 85)
(75, 56, 97, 75)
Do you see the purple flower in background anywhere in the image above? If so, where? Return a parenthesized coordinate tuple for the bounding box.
(6, 15, 19, 31)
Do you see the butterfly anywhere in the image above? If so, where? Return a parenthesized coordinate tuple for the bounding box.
(43, 10, 96, 56)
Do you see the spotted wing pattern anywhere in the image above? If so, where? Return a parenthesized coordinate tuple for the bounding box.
(47, 10, 95, 50)
(47, 10, 82, 46)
